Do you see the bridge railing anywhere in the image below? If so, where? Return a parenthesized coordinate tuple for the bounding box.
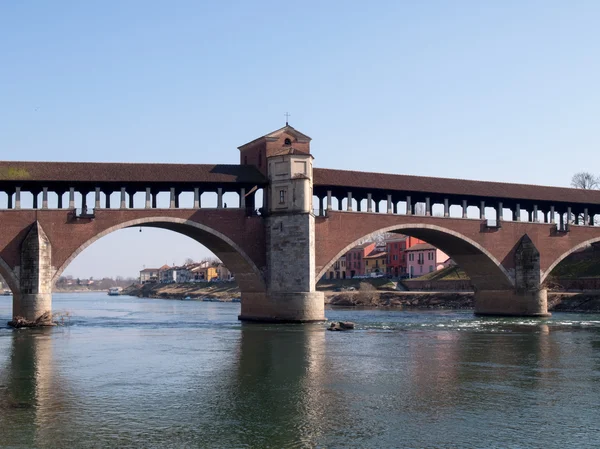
(0, 186, 266, 216)
(311, 192, 600, 228)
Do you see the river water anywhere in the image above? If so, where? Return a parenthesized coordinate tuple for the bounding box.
(0, 293, 599, 448)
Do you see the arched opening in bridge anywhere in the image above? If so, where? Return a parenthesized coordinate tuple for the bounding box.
(542, 237, 600, 289)
(53, 218, 265, 301)
(317, 224, 514, 295)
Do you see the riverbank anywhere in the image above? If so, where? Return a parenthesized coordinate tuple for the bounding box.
(125, 282, 240, 301)
(327, 290, 600, 313)
(124, 282, 600, 312)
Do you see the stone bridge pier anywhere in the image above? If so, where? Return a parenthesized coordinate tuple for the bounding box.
(473, 235, 548, 317)
(12, 222, 54, 324)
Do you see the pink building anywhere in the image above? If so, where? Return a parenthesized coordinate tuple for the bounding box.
(345, 242, 375, 278)
(405, 243, 450, 278)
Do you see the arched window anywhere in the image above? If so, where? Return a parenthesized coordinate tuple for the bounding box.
(284, 138, 291, 145)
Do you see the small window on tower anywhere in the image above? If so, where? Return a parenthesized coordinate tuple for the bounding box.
(284, 138, 291, 145)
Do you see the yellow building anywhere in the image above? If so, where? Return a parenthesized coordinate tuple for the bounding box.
(363, 251, 387, 276)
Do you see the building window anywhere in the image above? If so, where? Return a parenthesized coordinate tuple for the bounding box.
(279, 190, 286, 204)
(429, 265, 434, 272)
(284, 138, 291, 145)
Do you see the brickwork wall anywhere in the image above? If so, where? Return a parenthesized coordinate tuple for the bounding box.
(0, 209, 266, 294)
(266, 213, 315, 292)
(315, 211, 600, 289)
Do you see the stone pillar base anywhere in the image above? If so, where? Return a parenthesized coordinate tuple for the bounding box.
(239, 291, 325, 323)
(12, 293, 53, 323)
(474, 289, 550, 317)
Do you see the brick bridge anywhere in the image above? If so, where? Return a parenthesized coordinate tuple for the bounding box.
(2, 125, 600, 323)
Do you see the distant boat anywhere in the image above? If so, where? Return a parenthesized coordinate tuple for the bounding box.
(108, 287, 123, 296)
(2, 289, 11, 296)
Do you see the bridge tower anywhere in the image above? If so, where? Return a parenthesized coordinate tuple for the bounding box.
(238, 125, 325, 322)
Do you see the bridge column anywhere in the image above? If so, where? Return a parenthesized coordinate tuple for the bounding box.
(462, 200, 468, 218)
(406, 195, 412, 215)
(95, 188, 101, 209)
(57, 191, 63, 209)
(194, 188, 201, 209)
(81, 191, 88, 213)
(533, 205, 538, 222)
(105, 191, 111, 209)
(550, 206, 555, 224)
(497, 202, 503, 223)
(69, 188, 75, 209)
(425, 197, 431, 216)
(128, 190, 135, 209)
(32, 190, 39, 209)
(11, 222, 54, 326)
(318, 196, 324, 216)
(387, 195, 393, 214)
(515, 204, 521, 221)
(15, 187, 21, 209)
(584, 208, 589, 226)
(169, 188, 176, 208)
(475, 235, 549, 317)
(443, 198, 449, 217)
(480, 200, 485, 220)
(42, 188, 48, 209)
(217, 188, 223, 209)
(7, 189, 13, 209)
(346, 192, 353, 212)
(120, 188, 127, 209)
(326, 191, 332, 211)
(366, 193, 372, 212)
(145, 188, 152, 209)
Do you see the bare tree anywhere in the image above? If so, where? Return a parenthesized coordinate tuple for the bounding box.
(184, 257, 195, 265)
(570, 172, 600, 225)
(571, 172, 599, 190)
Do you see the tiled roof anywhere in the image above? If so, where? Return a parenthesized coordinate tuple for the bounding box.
(313, 168, 600, 206)
(139, 268, 159, 272)
(364, 251, 387, 259)
(0, 162, 267, 185)
(405, 243, 437, 252)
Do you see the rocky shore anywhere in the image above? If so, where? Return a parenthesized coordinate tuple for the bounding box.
(125, 282, 240, 301)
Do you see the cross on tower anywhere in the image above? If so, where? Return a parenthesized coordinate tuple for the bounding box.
(284, 112, 291, 126)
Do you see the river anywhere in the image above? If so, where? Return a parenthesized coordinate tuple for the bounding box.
(0, 292, 599, 448)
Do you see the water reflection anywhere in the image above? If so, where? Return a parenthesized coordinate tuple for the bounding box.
(0, 329, 74, 448)
(1, 299, 600, 448)
(199, 324, 329, 448)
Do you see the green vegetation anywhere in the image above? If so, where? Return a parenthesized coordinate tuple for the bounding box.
(412, 265, 469, 281)
(549, 258, 600, 279)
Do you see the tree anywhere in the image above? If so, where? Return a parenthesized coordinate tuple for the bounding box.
(570, 172, 600, 225)
(571, 172, 599, 190)
(184, 257, 195, 265)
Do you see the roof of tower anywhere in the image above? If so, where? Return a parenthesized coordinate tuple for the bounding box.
(238, 125, 312, 150)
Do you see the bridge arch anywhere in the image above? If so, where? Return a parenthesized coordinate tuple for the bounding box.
(53, 217, 266, 294)
(317, 223, 514, 291)
(541, 236, 600, 284)
(0, 255, 19, 293)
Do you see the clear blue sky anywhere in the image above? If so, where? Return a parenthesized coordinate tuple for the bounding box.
(2, 1, 599, 278)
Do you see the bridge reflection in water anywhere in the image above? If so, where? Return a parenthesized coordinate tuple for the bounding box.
(1, 307, 599, 447)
